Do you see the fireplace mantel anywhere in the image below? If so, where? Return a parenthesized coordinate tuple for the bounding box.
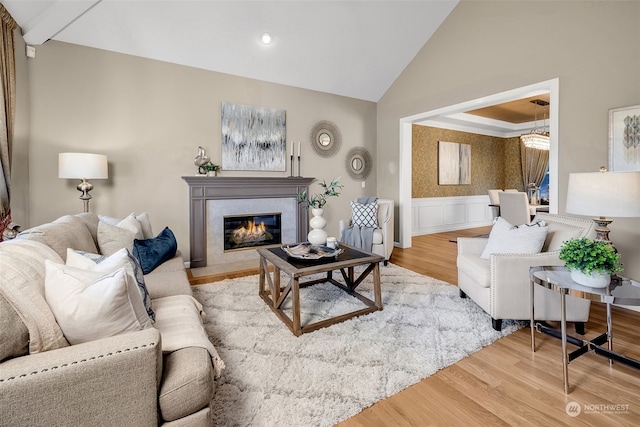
(182, 176, 314, 268)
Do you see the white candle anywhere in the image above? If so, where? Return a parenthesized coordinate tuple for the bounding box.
(297, 141, 301, 157)
(290, 141, 294, 157)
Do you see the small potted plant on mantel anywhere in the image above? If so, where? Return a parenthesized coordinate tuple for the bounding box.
(559, 237, 622, 288)
(199, 161, 220, 177)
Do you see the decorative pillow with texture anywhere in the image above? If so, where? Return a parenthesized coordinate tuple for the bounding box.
(350, 200, 379, 228)
(133, 227, 178, 275)
(66, 248, 155, 322)
(0, 293, 29, 362)
(44, 260, 152, 345)
(97, 215, 144, 256)
(0, 240, 69, 354)
(16, 214, 98, 261)
(480, 217, 548, 260)
(100, 212, 153, 239)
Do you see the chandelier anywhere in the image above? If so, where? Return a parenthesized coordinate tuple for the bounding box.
(520, 99, 550, 150)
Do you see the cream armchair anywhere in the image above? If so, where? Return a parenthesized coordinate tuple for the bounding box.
(339, 198, 394, 265)
(457, 213, 596, 331)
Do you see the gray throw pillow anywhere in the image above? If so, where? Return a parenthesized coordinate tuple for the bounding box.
(97, 220, 142, 256)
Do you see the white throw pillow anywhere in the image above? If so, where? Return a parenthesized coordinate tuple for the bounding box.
(99, 212, 153, 239)
(66, 248, 155, 322)
(480, 217, 548, 260)
(351, 200, 379, 228)
(44, 260, 152, 345)
(136, 212, 154, 239)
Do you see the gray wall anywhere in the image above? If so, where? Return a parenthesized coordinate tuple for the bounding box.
(377, 1, 640, 278)
(16, 41, 377, 261)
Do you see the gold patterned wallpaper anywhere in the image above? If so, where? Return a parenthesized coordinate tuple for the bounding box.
(412, 125, 523, 198)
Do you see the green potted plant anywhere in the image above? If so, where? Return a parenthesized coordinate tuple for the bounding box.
(297, 177, 343, 209)
(199, 161, 220, 176)
(559, 237, 622, 288)
(297, 178, 343, 245)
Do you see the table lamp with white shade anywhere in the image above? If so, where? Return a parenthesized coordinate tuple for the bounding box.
(58, 153, 108, 213)
(565, 167, 640, 243)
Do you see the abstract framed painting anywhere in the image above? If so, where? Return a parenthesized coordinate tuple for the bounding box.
(609, 104, 640, 172)
(438, 141, 471, 185)
(221, 102, 287, 171)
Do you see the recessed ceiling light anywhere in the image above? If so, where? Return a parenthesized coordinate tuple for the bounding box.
(260, 32, 273, 45)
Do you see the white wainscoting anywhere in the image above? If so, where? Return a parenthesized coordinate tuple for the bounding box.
(412, 195, 494, 235)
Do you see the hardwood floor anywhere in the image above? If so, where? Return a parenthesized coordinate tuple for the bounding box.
(190, 228, 640, 426)
(387, 226, 492, 286)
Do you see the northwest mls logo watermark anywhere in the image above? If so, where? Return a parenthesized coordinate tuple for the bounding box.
(566, 401, 631, 417)
(566, 402, 581, 417)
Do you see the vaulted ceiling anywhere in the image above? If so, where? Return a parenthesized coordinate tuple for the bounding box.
(2, 0, 547, 132)
(1, 0, 458, 103)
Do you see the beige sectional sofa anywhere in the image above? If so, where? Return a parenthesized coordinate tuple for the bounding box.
(0, 213, 222, 426)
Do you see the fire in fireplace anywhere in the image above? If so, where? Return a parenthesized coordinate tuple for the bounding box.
(224, 213, 282, 251)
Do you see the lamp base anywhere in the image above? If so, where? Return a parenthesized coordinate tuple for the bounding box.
(77, 179, 93, 213)
(592, 217, 612, 243)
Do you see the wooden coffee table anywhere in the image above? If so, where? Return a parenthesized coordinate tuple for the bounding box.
(257, 243, 384, 336)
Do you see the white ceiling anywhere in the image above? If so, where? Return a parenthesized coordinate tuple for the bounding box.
(2, 0, 459, 102)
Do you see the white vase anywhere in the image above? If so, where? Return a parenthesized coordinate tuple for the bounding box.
(570, 270, 611, 288)
(307, 208, 327, 245)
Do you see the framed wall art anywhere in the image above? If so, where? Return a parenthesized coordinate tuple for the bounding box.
(609, 104, 640, 172)
(438, 141, 471, 185)
(221, 102, 287, 171)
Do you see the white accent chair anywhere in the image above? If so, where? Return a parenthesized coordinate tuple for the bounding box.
(339, 198, 394, 265)
(498, 191, 531, 225)
(457, 213, 596, 331)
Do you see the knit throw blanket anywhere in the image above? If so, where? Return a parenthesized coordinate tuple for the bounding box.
(340, 197, 377, 251)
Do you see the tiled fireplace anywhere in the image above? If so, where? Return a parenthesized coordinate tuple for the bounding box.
(182, 176, 314, 268)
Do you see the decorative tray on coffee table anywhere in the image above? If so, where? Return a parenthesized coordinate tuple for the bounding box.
(282, 242, 343, 260)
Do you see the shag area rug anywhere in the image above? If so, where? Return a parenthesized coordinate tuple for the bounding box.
(192, 263, 521, 427)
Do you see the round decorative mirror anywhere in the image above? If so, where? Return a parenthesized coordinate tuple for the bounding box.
(345, 147, 373, 180)
(309, 121, 342, 157)
(318, 132, 331, 147)
(351, 157, 363, 171)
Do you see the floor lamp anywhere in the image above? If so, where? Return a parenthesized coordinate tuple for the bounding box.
(58, 153, 109, 213)
(565, 169, 640, 244)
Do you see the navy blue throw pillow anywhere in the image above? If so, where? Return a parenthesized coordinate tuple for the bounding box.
(132, 227, 178, 274)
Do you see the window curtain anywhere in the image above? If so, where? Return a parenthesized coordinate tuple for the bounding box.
(520, 141, 549, 189)
(0, 4, 16, 238)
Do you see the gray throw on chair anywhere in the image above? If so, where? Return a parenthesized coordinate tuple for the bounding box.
(340, 197, 377, 251)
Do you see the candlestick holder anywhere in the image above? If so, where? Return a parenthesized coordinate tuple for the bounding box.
(290, 155, 294, 177)
(297, 155, 301, 177)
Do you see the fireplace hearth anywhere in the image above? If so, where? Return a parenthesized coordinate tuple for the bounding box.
(224, 213, 281, 251)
